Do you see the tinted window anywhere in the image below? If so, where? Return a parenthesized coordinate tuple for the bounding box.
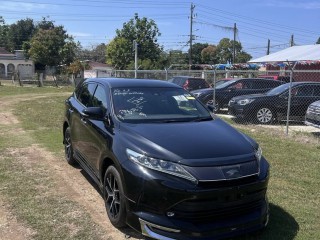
(294, 86, 313, 97)
(92, 85, 108, 113)
(112, 87, 211, 123)
(78, 83, 97, 107)
(313, 85, 320, 96)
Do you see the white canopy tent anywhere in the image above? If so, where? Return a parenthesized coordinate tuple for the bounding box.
(249, 44, 320, 63)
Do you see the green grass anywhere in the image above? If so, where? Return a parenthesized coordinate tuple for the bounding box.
(1, 85, 320, 239)
(0, 86, 106, 239)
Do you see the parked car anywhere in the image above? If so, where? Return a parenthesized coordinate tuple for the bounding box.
(258, 75, 292, 83)
(191, 78, 284, 112)
(168, 76, 210, 91)
(305, 100, 320, 128)
(228, 82, 320, 124)
(63, 78, 270, 240)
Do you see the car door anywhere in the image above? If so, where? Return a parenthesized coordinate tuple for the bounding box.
(290, 85, 315, 117)
(81, 84, 113, 176)
(71, 82, 97, 161)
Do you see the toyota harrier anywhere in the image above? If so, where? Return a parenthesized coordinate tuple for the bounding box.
(63, 78, 270, 240)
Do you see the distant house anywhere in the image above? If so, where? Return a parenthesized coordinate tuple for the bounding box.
(83, 61, 114, 78)
(0, 48, 34, 79)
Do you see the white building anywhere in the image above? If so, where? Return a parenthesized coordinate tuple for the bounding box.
(0, 48, 34, 80)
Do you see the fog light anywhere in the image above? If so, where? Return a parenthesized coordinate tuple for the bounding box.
(166, 212, 175, 217)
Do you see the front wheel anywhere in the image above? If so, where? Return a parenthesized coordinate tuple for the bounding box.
(255, 107, 275, 124)
(64, 127, 77, 165)
(103, 165, 126, 228)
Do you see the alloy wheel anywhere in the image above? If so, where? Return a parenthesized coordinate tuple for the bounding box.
(105, 172, 121, 219)
(256, 108, 273, 124)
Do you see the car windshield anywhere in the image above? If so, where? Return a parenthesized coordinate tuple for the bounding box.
(215, 80, 237, 89)
(266, 83, 290, 96)
(112, 87, 212, 123)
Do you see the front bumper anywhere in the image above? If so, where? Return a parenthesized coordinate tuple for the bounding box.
(122, 158, 270, 240)
(305, 110, 320, 128)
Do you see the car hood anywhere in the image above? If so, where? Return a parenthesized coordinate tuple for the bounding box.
(120, 118, 257, 168)
(231, 93, 268, 101)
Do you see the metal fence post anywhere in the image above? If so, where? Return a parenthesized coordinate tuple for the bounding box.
(285, 61, 297, 136)
(213, 69, 216, 109)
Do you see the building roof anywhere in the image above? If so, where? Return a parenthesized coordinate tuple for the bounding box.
(87, 61, 113, 69)
(0, 47, 15, 57)
(249, 44, 320, 63)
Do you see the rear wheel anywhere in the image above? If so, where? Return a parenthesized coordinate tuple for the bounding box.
(255, 107, 274, 124)
(64, 127, 77, 165)
(103, 165, 126, 228)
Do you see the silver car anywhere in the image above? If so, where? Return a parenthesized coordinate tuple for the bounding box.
(305, 100, 320, 128)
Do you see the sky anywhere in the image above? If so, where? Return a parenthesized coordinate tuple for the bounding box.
(0, 0, 319, 59)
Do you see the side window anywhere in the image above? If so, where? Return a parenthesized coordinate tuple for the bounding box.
(252, 80, 266, 89)
(228, 81, 243, 89)
(295, 86, 313, 97)
(242, 81, 252, 89)
(312, 85, 320, 96)
(78, 83, 97, 107)
(92, 85, 108, 113)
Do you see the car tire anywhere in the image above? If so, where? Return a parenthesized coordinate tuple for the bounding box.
(64, 127, 77, 165)
(255, 107, 275, 124)
(103, 165, 126, 228)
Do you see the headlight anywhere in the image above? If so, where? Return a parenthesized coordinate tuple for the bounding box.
(255, 146, 262, 162)
(126, 149, 197, 183)
(237, 99, 255, 105)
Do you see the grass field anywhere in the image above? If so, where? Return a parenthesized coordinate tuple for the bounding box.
(0, 85, 319, 239)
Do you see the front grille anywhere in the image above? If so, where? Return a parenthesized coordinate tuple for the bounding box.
(170, 195, 266, 223)
(197, 175, 258, 188)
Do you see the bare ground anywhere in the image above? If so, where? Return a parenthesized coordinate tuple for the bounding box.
(0, 93, 142, 240)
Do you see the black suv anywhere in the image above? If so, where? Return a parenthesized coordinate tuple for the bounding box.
(305, 100, 320, 128)
(229, 82, 320, 124)
(191, 78, 283, 111)
(168, 76, 210, 91)
(63, 78, 269, 240)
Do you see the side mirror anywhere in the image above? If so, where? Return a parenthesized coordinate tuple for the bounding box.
(82, 107, 105, 119)
(206, 104, 216, 112)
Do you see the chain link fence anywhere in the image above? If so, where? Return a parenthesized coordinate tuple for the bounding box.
(4, 67, 320, 134)
(112, 69, 320, 135)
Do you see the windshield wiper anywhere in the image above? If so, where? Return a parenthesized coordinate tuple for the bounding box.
(191, 116, 212, 122)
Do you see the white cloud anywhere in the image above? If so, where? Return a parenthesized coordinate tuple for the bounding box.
(0, 1, 48, 11)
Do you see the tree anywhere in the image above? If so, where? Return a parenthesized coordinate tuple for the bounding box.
(77, 43, 106, 63)
(201, 45, 217, 64)
(189, 43, 209, 64)
(6, 18, 35, 52)
(27, 25, 78, 67)
(107, 13, 162, 69)
(0, 17, 9, 49)
(316, 37, 320, 44)
(106, 37, 132, 69)
(215, 38, 251, 63)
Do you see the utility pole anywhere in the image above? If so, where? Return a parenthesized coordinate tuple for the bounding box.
(267, 39, 270, 55)
(290, 34, 294, 47)
(133, 40, 138, 78)
(188, 3, 195, 70)
(233, 23, 237, 64)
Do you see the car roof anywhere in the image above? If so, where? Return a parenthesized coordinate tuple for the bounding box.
(173, 76, 205, 79)
(84, 77, 182, 88)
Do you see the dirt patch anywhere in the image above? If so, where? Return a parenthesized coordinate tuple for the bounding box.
(0, 198, 35, 240)
(0, 93, 143, 240)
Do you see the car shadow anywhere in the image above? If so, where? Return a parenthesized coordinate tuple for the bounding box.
(230, 203, 299, 240)
(79, 169, 145, 239)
